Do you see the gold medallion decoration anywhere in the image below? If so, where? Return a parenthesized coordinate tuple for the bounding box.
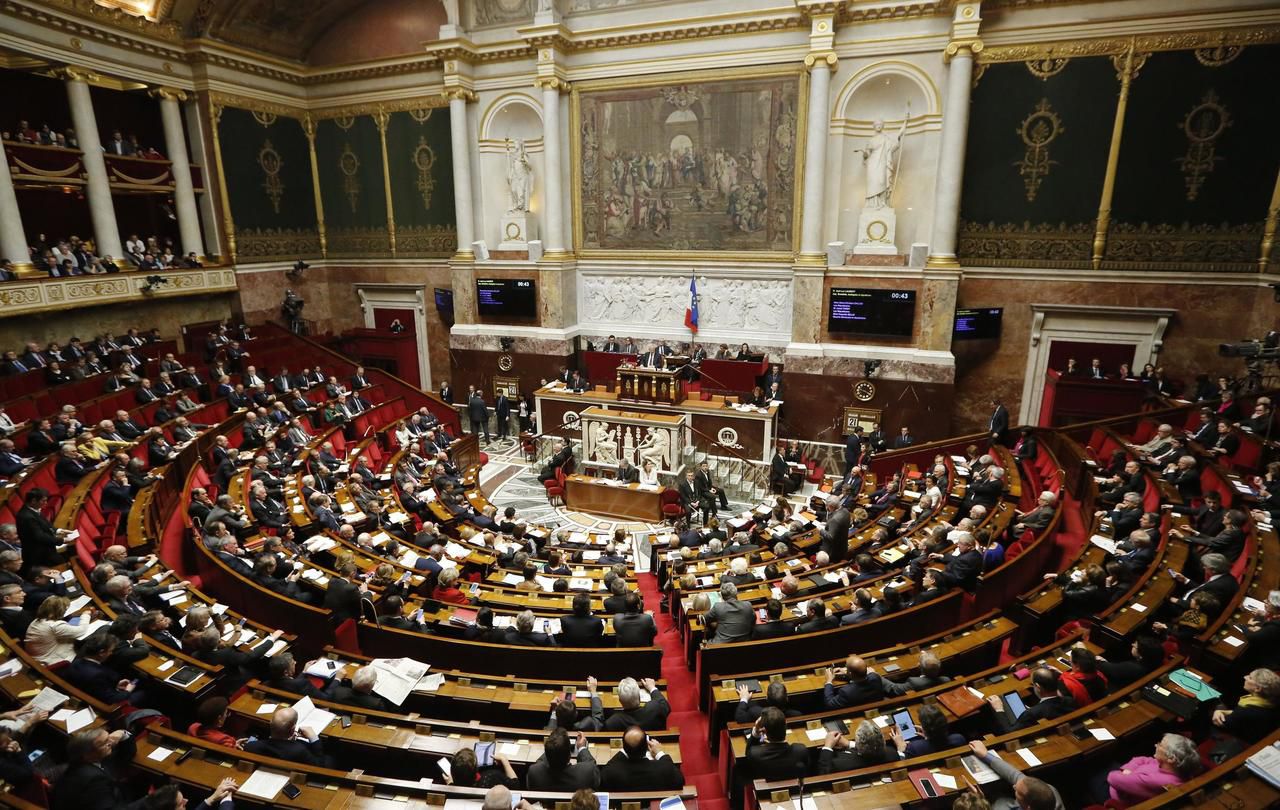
(1194, 44, 1244, 67)
(408, 108, 434, 125)
(339, 143, 361, 212)
(334, 116, 356, 131)
(1014, 99, 1063, 202)
(498, 354, 514, 372)
(1025, 55, 1069, 80)
(1177, 89, 1231, 201)
(413, 136, 437, 210)
(251, 110, 278, 128)
(257, 139, 284, 213)
(854, 381, 876, 402)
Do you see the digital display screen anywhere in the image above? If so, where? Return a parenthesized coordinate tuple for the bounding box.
(434, 288, 453, 312)
(828, 288, 915, 338)
(476, 278, 536, 318)
(953, 307, 1003, 340)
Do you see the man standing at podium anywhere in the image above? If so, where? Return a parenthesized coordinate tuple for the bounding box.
(640, 345, 663, 369)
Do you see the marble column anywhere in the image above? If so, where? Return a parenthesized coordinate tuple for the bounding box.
(925, 43, 977, 270)
(153, 88, 205, 260)
(538, 78, 568, 256)
(447, 90, 476, 259)
(798, 54, 834, 263)
(0, 142, 33, 274)
(62, 70, 123, 260)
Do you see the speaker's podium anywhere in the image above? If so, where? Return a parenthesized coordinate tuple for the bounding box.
(616, 365, 683, 405)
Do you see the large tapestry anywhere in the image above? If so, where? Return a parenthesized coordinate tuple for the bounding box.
(575, 72, 800, 253)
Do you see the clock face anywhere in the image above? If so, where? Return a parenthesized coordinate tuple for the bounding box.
(498, 354, 514, 372)
(854, 381, 876, 402)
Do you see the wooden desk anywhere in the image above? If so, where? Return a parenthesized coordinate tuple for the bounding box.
(617, 365, 683, 404)
(565, 474, 665, 521)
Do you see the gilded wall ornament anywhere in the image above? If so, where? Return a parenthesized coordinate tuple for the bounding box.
(1194, 44, 1244, 67)
(408, 108, 434, 124)
(1025, 56, 1069, 80)
(257, 139, 284, 213)
(1014, 99, 1063, 202)
(334, 116, 356, 131)
(251, 110, 278, 128)
(1177, 89, 1231, 201)
(339, 143, 361, 212)
(413, 136, 437, 210)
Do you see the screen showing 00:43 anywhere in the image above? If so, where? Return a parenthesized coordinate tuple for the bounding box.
(828, 288, 915, 337)
(475, 279, 536, 317)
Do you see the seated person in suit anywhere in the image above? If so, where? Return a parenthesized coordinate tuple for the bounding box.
(987, 667, 1076, 732)
(64, 632, 141, 705)
(823, 654, 885, 709)
(264, 653, 335, 699)
(796, 598, 839, 633)
(558, 592, 605, 647)
(244, 706, 335, 767)
(601, 726, 684, 791)
(882, 650, 951, 696)
(538, 440, 573, 483)
(612, 591, 657, 646)
(742, 706, 808, 786)
(769, 447, 797, 495)
(504, 609, 557, 647)
(330, 665, 391, 712)
(616, 458, 640, 483)
(817, 718, 898, 774)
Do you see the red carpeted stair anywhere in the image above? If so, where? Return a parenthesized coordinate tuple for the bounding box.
(638, 572, 729, 810)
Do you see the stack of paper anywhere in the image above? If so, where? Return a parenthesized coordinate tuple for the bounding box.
(238, 771, 292, 800)
(1089, 535, 1118, 554)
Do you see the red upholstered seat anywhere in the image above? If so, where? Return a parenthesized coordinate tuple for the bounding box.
(660, 488, 685, 521)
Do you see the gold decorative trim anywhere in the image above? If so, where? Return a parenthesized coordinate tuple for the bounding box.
(257, 139, 284, 214)
(333, 116, 355, 131)
(236, 228, 322, 261)
(338, 142, 360, 213)
(396, 224, 457, 257)
(958, 220, 1094, 269)
(1104, 222, 1261, 270)
(412, 137, 437, 211)
(110, 166, 172, 186)
(208, 100, 237, 263)
(209, 92, 305, 121)
(944, 39, 983, 63)
(1261, 168, 1280, 272)
(251, 110, 278, 128)
(1092, 43, 1142, 270)
(374, 109, 396, 256)
(1025, 55, 1069, 80)
(1176, 89, 1231, 202)
(146, 86, 187, 102)
(10, 157, 82, 178)
(303, 115, 327, 258)
(1194, 43, 1244, 67)
(408, 108, 435, 124)
(443, 88, 478, 104)
(977, 26, 1280, 64)
(328, 227, 390, 256)
(1014, 99, 1063, 202)
(311, 96, 449, 121)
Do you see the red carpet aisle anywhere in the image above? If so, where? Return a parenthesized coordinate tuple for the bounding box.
(638, 572, 729, 810)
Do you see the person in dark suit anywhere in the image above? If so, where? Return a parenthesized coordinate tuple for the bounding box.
(244, 706, 334, 767)
(742, 707, 808, 785)
(263, 653, 335, 699)
(100, 469, 135, 516)
(601, 726, 684, 790)
(933, 535, 984, 590)
(598, 676, 670, 731)
(467, 392, 489, 441)
(50, 726, 139, 810)
(844, 426, 865, 471)
(1163, 455, 1202, 502)
(796, 599, 839, 633)
(63, 633, 138, 705)
(54, 444, 92, 486)
(694, 460, 727, 518)
(770, 447, 796, 495)
(820, 497, 851, 562)
(1170, 508, 1247, 563)
(823, 654, 885, 708)
(882, 651, 952, 696)
(0, 584, 33, 638)
(25, 420, 58, 456)
(989, 398, 1010, 446)
(329, 666, 391, 712)
(617, 458, 640, 483)
(1165, 553, 1238, 616)
(893, 426, 915, 448)
(324, 562, 368, 623)
(526, 728, 600, 790)
(676, 470, 699, 521)
(505, 610, 557, 647)
(494, 392, 511, 439)
(538, 440, 573, 483)
(612, 592, 657, 647)
(988, 667, 1076, 732)
(16, 488, 64, 571)
(559, 593, 605, 647)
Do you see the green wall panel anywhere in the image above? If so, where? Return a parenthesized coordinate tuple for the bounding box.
(385, 107, 457, 256)
(316, 115, 390, 256)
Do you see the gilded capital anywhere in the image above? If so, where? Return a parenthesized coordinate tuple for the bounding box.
(51, 65, 99, 84)
(302, 114, 317, 140)
(534, 76, 571, 92)
(803, 51, 838, 70)
(443, 87, 477, 104)
(944, 39, 983, 62)
(148, 86, 188, 102)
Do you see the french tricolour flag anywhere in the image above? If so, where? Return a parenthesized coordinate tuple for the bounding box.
(684, 276, 699, 333)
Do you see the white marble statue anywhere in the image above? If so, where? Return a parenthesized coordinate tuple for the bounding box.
(506, 138, 533, 213)
(591, 422, 619, 465)
(440, 0, 459, 26)
(858, 114, 908, 210)
(636, 427, 670, 470)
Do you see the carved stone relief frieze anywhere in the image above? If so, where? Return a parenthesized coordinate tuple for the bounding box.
(577, 272, 792, 341)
